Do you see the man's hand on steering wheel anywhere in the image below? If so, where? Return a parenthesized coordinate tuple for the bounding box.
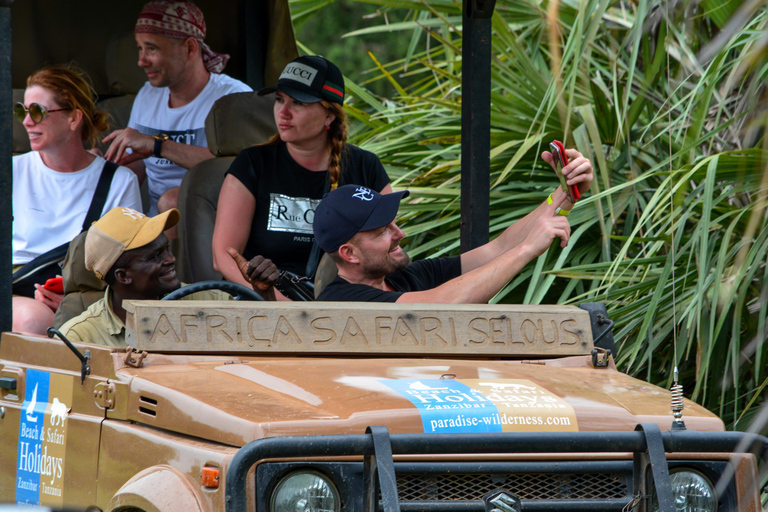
(227, 247, 278, 301)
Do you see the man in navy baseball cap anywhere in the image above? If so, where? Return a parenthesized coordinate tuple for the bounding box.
(314, 185, 409, 254)
(312, 167, 592, 303)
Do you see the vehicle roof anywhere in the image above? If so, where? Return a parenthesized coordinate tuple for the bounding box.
(10, 0, 296, 94)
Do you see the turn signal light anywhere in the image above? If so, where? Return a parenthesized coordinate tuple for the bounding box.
(202, 466, 220, 488)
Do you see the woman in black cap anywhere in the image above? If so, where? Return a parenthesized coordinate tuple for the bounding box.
(212, 56, 392, 298)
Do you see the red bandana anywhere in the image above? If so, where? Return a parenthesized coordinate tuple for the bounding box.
(135, 0, 230, 74)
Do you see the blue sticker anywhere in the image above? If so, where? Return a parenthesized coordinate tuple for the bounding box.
(17, 369, 50, 504)
(381, 379, 502, 433)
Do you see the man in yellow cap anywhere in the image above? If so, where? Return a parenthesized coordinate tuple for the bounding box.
(60, 207, 277, 347)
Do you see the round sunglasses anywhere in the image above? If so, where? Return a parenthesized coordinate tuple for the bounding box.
(14, 102, 69, 124)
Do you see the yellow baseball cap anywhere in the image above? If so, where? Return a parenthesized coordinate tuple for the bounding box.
(85, 207, 180, 280)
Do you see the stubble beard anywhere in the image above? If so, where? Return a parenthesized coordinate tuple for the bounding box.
(361, 250, 411, 280)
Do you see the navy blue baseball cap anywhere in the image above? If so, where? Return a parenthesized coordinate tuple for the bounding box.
(258, 55, 345, 104)
(313, 185, 410, 253)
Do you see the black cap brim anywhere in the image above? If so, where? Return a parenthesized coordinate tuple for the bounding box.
(257, 84, 323, 104)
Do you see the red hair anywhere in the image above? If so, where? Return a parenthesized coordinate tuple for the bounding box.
(27, 66, 108, 149)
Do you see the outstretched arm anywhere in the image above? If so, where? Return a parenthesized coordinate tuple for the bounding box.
(460, 148, 593, 274)
(396, 193, 571, 303)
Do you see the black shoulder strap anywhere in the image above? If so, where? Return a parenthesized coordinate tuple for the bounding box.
(82, 160, 118, 231)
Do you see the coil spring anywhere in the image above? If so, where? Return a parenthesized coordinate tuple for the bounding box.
(670, 383, 684, 419)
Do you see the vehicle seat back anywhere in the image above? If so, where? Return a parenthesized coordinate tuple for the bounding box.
(313, 253, 338, 298)
(52, 231, 107, 328)
(94, 94, 151, 212)
(94, 30, 144, 155)
(105, 31, 147, 96)
(176, 91, 277, 283)
(95, 95, 136, 155)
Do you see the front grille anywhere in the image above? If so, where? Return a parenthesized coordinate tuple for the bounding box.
(243, 430, 754, 512)
(397, 472, 628, 501)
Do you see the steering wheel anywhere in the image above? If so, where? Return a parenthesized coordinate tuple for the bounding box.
(162, 280, 265, 301)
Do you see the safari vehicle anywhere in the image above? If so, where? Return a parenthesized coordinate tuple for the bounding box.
(0, 294, 767, 512)
(1, 1, 767, 511)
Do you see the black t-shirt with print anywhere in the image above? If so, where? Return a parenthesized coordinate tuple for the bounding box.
(226, 142, 390, 275)
(316, 256, 462, 302)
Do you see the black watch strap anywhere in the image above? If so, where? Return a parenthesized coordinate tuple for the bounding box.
(153, 134, 169, 158)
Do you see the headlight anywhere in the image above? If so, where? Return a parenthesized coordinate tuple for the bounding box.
(270, 470, 341, 512)
(652, 470, 717, 512)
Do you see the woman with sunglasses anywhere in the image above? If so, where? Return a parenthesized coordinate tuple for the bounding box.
(212, 56, 392, 299)
(12, 66, 142, 334)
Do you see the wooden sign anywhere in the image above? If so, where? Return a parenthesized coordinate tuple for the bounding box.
(124, 301, 595, 356)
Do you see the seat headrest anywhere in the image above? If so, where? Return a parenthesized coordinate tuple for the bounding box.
(205, 91, 277, 157)
(94, 95, 136, 153)
(105, 31, 148, 95)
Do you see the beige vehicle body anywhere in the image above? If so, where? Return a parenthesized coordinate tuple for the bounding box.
(2, 1, 765, 510)
(0, 299, 765, 512)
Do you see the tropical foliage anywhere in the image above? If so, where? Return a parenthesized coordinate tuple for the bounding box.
(291, 0, 415, 97)
(290, 0, 768, 435)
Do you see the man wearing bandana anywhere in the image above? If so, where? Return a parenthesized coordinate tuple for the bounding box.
(104, 0, 252, 218)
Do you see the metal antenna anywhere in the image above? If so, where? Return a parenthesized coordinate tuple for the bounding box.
(665, 0, 684, 431)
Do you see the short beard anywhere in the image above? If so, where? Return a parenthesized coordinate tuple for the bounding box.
(361, 250, 411, 280)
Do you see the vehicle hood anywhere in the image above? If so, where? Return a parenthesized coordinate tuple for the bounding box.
(111, 355, 723, 447)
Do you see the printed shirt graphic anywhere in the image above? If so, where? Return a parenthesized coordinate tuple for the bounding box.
(127, 74, 251, 214)
(267, 193, 320, 235)
(17, 369, 72, 506)
(381, 379, 578, 433)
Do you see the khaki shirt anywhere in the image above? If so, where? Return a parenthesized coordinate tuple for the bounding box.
(60, 285, 231, 347)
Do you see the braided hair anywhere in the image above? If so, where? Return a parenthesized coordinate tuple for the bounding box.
(321, 100, 347, 188)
